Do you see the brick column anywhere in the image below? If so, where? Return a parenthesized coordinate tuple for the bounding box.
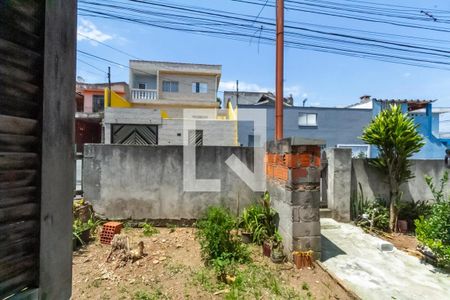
(266, 137, 324, 260)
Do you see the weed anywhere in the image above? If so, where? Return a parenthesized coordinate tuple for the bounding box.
(192, 268, 218, 292)
(302, 282, 310, 291)
(196, 206, 250, 278)
(142, 221, 159, 237)
(167, 223, 177, 233)
(134, 288, 170, 300)
(166, 263, 185, 277)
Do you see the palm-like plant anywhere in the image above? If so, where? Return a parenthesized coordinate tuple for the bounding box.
(361, 104, 425, 231)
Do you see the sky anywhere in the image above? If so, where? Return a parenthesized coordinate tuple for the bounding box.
(76, 0, 450, 111)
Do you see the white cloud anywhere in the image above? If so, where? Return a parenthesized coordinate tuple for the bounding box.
(77, 18, 112, 45)
(219, 81, 271, 93)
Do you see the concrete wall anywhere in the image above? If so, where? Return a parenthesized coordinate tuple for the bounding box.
(238, 105, 372, 149)
(159, 119, 237, 146)
(351, 159, 450, 203)
(324, 147, 450, 221)
(132, 74, 157, 89)
(83, 145, 259, 220)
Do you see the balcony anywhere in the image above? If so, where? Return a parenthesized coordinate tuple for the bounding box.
(131, 88, 158, 102)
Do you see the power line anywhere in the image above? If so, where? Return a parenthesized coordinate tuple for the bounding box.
(77, 32, 141, 59)
(77, 0, 450, 70)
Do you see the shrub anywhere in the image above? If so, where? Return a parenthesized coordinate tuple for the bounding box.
(239, 192, 277, 244)
(425, 171, 449, 203)
(356, 198, 389, 231)
(397, 200, 432, 229)
(415, 201, 450, 268)
(196, 206, 250, 271)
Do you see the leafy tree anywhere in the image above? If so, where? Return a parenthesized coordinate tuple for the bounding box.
(361, 104, 425, 231)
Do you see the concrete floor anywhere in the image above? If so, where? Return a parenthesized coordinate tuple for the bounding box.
(320, 218, 450, 300)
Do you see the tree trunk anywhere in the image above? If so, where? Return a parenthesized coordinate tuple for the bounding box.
(389, 181, 399, 232)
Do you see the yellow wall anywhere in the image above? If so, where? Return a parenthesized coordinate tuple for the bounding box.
(104, 88, 132, 108)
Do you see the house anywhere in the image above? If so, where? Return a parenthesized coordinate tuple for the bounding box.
(103, 60, 237, 146)
(224, 90, 294, 107)
(238, 102, 372, 156)
(238, 95, 450, 159)
(75, 82, 129, 152)
(371, 99, 450, 159)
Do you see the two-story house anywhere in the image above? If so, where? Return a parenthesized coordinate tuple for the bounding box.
(75, 81, 129, 152)
(103, 60, 237, 146)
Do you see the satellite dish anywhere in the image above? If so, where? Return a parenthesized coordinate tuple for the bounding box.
(77, 76, 85, 83)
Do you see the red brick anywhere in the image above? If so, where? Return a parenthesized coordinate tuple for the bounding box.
(291, 168, 308, 181)
(274, 165, 289, 181)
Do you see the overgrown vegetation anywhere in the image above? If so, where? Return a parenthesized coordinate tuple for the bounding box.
(196, 206, 250, 278)
(355, 198, 389, 232)
(415, 172, 450, 268)
(142, 221, 159, 236)
(191, 263, 308, 300)
(240, 192, 277, 245)
(360, 104, 424, 231)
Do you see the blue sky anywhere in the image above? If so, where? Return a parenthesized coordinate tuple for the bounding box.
(76, 0, 450, 108)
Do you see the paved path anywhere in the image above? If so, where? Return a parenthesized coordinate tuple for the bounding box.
(320, 218, 450, 300)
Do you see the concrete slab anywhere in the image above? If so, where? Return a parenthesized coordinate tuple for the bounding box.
(320, 218, 450, 300)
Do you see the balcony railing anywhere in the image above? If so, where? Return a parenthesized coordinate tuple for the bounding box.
(131, 88, 158, 101)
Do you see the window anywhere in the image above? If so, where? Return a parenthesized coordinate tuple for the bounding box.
(188, 130, 203, 146)
(92, 95, 104, 112)
(192, 82, 208, 93)
(138, 83, 147, 89)
(298, 113, 317, 127)
(162, 81, 179, 92)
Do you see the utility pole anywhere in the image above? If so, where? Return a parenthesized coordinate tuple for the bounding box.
(236, 79, 239, 106)
(275, 0, 284, 141)
(107, 66, 111, 107)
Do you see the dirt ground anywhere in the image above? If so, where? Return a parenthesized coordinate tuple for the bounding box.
(72, 227, 355, 300)
(378, 233, 421, 258)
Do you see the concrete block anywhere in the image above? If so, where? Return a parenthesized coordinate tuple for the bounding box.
(292, 221, 321, 237)
(293, 236, 321, 252)
(377, 241, 394, 252)
(293, 206, 320, 222)
(291, 190, 320, 206)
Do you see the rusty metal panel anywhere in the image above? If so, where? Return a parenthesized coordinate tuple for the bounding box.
(0, 0, 44, 298)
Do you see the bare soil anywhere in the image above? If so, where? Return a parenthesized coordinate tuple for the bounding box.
(378, 233, 422, 258)
(72, 227, 355, 300)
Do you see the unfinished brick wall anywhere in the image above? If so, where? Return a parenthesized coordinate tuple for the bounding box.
(266, 138, 323, 260)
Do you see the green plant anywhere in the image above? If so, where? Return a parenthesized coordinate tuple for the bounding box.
(360, 104, 425, 231)
(73, 216, 100, 244)
(425, 171, 449, 203)
(397, 200, 432, 229)
(196, 206, 250, 275)
(351, 182, 370, 220)
(142, 221, 159, 236)
(415, 200, 450, 268)
(240, 192, 277, 244)
(356, 198, 389, 231)
(167, 223, 177, 233)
